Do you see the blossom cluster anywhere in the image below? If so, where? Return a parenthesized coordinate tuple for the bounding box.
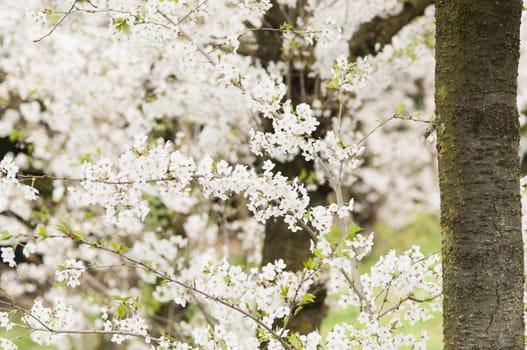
(0, 156, 39, 201)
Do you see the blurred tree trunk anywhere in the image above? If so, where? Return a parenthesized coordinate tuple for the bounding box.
(255, 1, 329, 334)
(261, 157, 330, 334)
(435, 1, 524, 348)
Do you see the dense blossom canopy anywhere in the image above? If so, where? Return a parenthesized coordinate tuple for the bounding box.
(0, 1, 526, 349)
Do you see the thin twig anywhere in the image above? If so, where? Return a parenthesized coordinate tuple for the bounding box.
(34, 0, 79, 42)
(357, 114, 397, 145)
(377, 293, 441, 319)
(156, 8, 217, 66)
(174, 0, 208, 27)
(357, 114, 436, 145)
(17, 324, 155, 338)
(314, 154, 372, 315)
(375, 251, 441, 318)
(297, 220, 318, 243)
(394, 115, 435, 124)
(279, 260, 325, 337)
(339, 267, 372, 315)
(16, 173, 200, 185)
(84, 0, 98, 8)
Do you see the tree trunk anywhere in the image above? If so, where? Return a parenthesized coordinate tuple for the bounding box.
(435, 1, 524, 348)
(261, 157, 330, 334)
(255, 1, 329, 334)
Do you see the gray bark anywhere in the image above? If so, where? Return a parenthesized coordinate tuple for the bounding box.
(436, 1, 524, 348)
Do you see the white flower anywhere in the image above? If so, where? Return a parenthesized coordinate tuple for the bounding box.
(0, 312, 14, 331)
(310, 206, 333, 234)
(55, 259, 85, 288)
(22, 241, 36, 258)
(1, 247, 16, 268)
(262, 160, 275, 174)
(23, 299, 74, 345)
(105, 315, 148, 344)
(300, 331, 322, 350)
(0, 337, 17, 350)
(239, 0, 272, 17)
(0, 156, 18, 179)
(261, 263, 276, 281)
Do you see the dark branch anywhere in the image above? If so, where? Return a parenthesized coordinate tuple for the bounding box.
(348, 0, 434, 61)
(253, 1, 288, 64)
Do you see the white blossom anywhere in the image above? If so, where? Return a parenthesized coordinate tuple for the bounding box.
(0, 338, 17, 350)
(55, 259, 85, 288)
(1, 247, 16, 268)
(104, 315, 148, 344)
(0, 312, 14, 331)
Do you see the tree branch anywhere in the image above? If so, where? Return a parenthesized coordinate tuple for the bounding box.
(348, 0, 434, 61)
(253, 1, 288, 64)
(33, 0, 80, 43)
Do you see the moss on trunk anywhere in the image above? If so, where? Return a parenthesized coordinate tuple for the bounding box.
(436, 1, 524, 348)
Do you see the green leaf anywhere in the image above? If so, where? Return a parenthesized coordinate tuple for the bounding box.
(303, 257, 313, 269)
(114, 18, 130, 32)
(72, 230, 85, 240)
(112, 295, 139, 319)
(293, 305, 304, 316)
(287, 333, 302, 349)
(38, 226, 47, 239)
(298, 168, 308, 182)
(79, 153, 92, 163)
(280, 22, 292, 31)
(299, 293, 316, 307)
(347, 221, 363, 240)
(0, 230, 12, 241)
(303, 257, 320, 270)
(110, 241, 129, 253)
(307, 170, 317, 184)
(116, 302, 130, 318)
(56, 222, 70, 235)
(325, 227, 341, 248)
(256, 327, 268, 342)
(312, 248, 323, 259)
(293, 292, 319, 316)
(9, 129, 23, 143)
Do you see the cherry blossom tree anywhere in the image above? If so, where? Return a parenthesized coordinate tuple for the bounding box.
(0, 1, 525, 349)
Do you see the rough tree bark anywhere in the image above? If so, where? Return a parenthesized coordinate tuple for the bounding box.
(436, 1, 524, 348)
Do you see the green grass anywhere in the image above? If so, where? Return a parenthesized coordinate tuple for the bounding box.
(321, 211, 443, 349)
(372, 211, 441, 256)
